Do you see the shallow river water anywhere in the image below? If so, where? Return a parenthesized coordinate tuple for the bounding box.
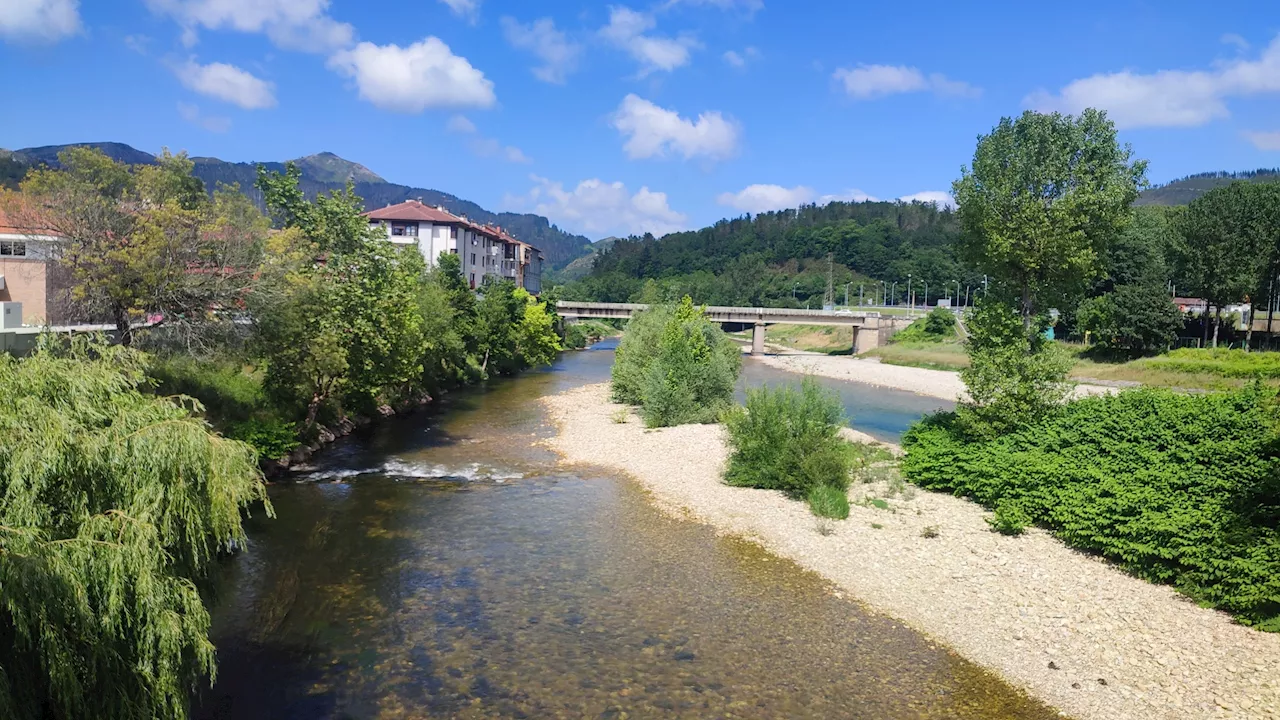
(196, 342, 1058, 719)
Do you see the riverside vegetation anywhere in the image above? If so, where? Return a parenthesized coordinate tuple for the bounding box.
(899, 109, 1280, 631)
(0, 149, 565, 718)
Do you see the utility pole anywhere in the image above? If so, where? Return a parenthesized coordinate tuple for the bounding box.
(891, 281, 897, 306)
(923, 281, 929, 309)
(823, 253, 835, 310)
(907, 274, 913, 311)
(844, 282, 852, 308)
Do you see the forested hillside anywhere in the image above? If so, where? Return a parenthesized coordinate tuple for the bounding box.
(1137, 168, 1280, 206)
(564, 200, 970, 307)
(2, 143, 593, 268)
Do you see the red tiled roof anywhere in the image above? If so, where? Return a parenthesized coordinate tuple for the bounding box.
(0, 193, 61, 237)
(363, 199, 464, 223)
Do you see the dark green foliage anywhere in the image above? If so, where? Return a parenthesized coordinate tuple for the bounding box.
(567, 201, 966, 307)
(1077, 283, 1183, 355)
(0, 336, 270, 719)
(637, 298, 742, 427)
(902, 387, 1280, 629)
(723, 377, 854, 499)
(148, 354, 267, 423)
(807, 485, 850, 520)
(227, 417, 300, 460)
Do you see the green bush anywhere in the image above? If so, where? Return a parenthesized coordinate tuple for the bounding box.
(893, 307, 958, 344)
(960, 300, 1073, 435)
(902, 386, 1280, 629)
(1142, 347, 1280, 379)
(807, 485, 850, 519)
(986, 500, 1030, 535)
(1076, 283, 1182, 356)
(723, 377, 854, 498)
(227, 417, 301, 461)
(611, 298, 741, 427)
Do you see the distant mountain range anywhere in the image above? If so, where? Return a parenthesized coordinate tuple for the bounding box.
(1, 142, 592, 269)
(1136, 168, 1280, 206)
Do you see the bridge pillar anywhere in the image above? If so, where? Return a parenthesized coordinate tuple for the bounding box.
(751, 323, 766, 356)
(852, 323, 881, 355)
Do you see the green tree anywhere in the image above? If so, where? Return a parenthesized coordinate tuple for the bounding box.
(960, 298, 1074, 435)
(1077, 284, 1182, 355)
(513, 287, 562, 368)
(636, 297, 742, 427)
(952, 109, 1148, 330)
(13, 148, 264, 345)
(0, 336, 270, 720)
(1177, 181, 1280, 347)
(475, 277, 522, 375)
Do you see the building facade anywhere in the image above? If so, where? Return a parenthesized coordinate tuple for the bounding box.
(364, 200, 544, 294)
(0, 207, 61, 325)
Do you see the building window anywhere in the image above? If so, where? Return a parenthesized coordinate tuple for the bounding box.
(0, 241, 26, 257)
(470, 253, 476, 265)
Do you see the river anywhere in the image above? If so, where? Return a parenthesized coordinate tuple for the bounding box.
(196, 341, 1057, 719)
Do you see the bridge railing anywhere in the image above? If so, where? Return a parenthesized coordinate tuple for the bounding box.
(556, 301, 881, 321)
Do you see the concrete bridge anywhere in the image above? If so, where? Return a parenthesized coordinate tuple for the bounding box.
(556, 301, 883, 355)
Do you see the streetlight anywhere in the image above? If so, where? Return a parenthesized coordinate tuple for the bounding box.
(859, 283, 864, 307)
(907, 274, 913, 310)
(792, 282, 799, 300)
(844, 281, 852, 308)
(890, 281, 897, 306)
(923, 281, 929, 309)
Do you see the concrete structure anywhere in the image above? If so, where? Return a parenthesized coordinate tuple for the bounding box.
(0, 205, 62, 325)
(557, 301, 883, 355)
(364, 200, 544, 294)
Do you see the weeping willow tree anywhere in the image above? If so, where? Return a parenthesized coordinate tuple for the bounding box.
(0, 335, 271, 719)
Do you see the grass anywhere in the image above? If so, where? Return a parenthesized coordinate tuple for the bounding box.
(865, 341, 969, 371)
(761, 324, 855, 354)
(807, 485, 850, 519)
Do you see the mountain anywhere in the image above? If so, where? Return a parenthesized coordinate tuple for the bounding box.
(3, 142, 592, 268)
(550, 236, 619, 283)
(1137, 168, 1280, 206)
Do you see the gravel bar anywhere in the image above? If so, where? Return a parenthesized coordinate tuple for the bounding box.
(543, 383, 1280, 720)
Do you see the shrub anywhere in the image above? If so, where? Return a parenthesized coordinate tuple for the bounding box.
(960, 299, 1073, 435)
(807, 485, 850, 519)
(987, 500, 1030, 535)
(612, 297, 741, 427)
(148, 354, 268, 424)
(227, 417, 301, 460)
(723, 377, 853, 498)
(894, 307, 958, 344)
(920, 525, 940, 539)
(902, 386, 1280, 629)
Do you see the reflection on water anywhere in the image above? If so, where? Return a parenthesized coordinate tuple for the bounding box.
(196, 343, 1047, 719)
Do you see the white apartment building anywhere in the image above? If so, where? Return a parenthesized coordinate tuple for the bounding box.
(363, 199, 543, 293)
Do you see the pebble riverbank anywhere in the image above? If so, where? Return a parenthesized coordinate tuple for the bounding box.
(543, 383, 1280, 720)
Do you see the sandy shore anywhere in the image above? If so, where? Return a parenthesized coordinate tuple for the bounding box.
(543, 383, 1280, 720)
(755, 350, 1114, 403)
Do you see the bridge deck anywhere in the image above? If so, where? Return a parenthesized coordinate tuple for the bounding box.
(556, 301, 881, 327)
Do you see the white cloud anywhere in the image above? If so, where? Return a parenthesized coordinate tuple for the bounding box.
(439, 0, 479, 24)
(900, 191, 956, 210)
(819, 189, 878, 204)
(144, 0, 354, 52)
(1244, 130, 1280, 151)
(124, 34, 151, 54)
(717, 184, 814, 213)
(1025, 34, 1280, 129)
(446, 114, 477, 134)
(448, 116, 530, 163)
(501, 16, 581, 84)
(506, 175, 687, 236)
(599, 6, 698, 76)
(1222, 33, 1250, 52)
(611, 94, 740, 162)
(327, 37, 496, 113)
(174, 59, 276, 109)
(834, 64, 979, 100)
(722, 46, 758, 69)
(177, 101, 232, 132)
(665, 0, 763, 12)
(0, 0, 81, 44)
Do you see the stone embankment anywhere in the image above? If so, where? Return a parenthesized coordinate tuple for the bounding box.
(543, 383, 1280, 720)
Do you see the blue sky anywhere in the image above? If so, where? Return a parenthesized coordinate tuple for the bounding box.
(2, 0, 1279, 241)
